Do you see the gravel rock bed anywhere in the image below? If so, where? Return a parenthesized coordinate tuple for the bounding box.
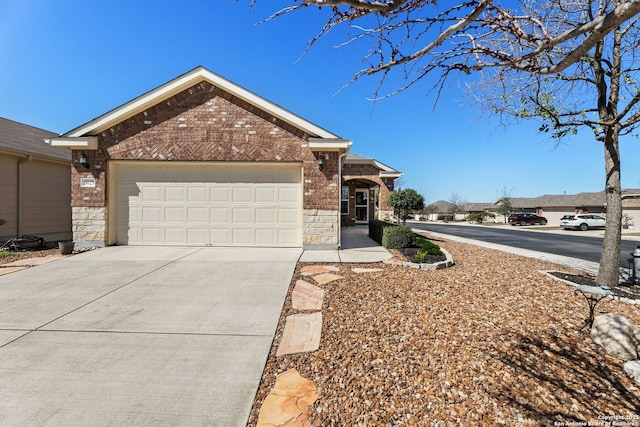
(0, 247, 61, 264)
(248, 238, 640, 426)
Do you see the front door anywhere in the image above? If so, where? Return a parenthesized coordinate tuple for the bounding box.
(355, 189, 369, 224)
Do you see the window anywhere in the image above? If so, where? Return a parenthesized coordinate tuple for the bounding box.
(341, 186, 349, 214)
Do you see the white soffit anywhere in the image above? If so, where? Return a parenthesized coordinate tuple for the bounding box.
(65, 67, 340, 140)
(45, 136, 98, 150)
(308, 138, 352, 151)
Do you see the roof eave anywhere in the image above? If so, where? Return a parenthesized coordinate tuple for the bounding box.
(380, 172, 403, 178)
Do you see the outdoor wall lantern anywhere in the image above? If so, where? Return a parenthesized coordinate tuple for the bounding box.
(317, 154, 325, 171)
(78, 153, 90, 169)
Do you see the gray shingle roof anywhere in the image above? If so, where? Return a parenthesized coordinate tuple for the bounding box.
(0, 117, 70, 162)
(344, 153, 401, 175)
(427, 200, 455, 212)
(496, 189, 640, 209)
(505, 191, 606, 209)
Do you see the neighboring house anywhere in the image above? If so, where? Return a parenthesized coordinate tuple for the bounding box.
(497, 190, 640, 225)
(422, 200, 480, 221)
(0, 117, 72, 243)
(341, 153, 401, 226)
(46, 67, 400, 249)
(425, 190, 640, 226)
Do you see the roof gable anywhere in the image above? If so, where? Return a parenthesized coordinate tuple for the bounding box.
(344, 153, 402, 177)
(62, 67, 341, 141)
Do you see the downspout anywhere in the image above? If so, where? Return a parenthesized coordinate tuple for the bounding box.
(17, 155, 33, 236)
(338, 152, 348, 249)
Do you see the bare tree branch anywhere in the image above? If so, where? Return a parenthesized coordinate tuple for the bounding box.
(301, 0, 409, 12)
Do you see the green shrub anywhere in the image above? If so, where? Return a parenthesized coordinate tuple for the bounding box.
(438, 214, 454, 222)
(368, 220, 392, 244)
(466, 211, 496, 224)
(422, 240, 443, 256)
(415, 250, 428, 262)
(414, 236, 443, 255)
(381, 225, 413, 249)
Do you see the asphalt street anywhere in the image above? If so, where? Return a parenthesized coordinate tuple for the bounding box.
(409, 221, 640, 269)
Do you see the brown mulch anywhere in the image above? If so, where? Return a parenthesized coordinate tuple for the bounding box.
(248, 238, 640, 426)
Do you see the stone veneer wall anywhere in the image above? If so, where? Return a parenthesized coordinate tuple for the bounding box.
(72, 206, 107, 247)
(303, 209, 339, 249)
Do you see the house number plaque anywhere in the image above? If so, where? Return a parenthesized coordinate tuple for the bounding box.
(80, 177, 96, 188)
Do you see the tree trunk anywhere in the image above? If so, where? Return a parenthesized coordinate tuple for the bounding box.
(597, 131, 622, 287)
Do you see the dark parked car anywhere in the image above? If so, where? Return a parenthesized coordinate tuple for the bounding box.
(508, 213, 548, 226)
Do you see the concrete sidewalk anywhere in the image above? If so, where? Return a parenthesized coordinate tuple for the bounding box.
(0, 246, 300, 427)
(299, 226, 392, 263)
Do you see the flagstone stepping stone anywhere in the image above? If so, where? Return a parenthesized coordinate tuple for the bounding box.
(276, 312, 323, 357)
(352, 267, 384, 274)
(300, 265, 339, 276)
(257, 368, 319, 427)
(312, 273, 343, 285)
(292, 280, 324, 311)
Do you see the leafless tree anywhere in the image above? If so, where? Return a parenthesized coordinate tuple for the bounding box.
(256, 0, 640, 287)
(448, 191, 467, 215)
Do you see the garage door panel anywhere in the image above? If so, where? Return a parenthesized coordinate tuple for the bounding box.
(164, 228, 185, 244)
(255, 229, 276, 245)
(232, 207, 252, 223)
(255, 208, 275, 224)
(210, 229, 230, 245)
(164, 207, 185, 223)
(165, 186, 185, 202)
(255, 187, 276, 203)
(142, 228, 162, 244)
(115, 163, 301, 247)
(187, 228, 208, 245)
(142, 207, 162, 222)
(187, 207, 208, 223)
(211, 187, 230, 203)
(210, 208, 230, 223)
(232, 187, 252, 203)
(279, 187, 299, 203)
(142, 186, 163, 202)
(185, 186, 205, 202)
(232, 229, 252, 245)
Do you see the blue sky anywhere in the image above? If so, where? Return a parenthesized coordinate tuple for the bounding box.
(2, 0, 639, 203)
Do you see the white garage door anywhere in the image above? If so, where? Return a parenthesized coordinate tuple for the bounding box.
(114, 162, 302, 247)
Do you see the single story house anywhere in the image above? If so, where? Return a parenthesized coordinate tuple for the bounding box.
(46, 67, 400, 249)
(341, 154, 401, 226)
(496, 191, 640, 225)
(0, 117, 72, 243)
(424, 190, 640, 226)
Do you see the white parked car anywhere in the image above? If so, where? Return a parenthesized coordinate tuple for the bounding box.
(560, 214, 606, 231)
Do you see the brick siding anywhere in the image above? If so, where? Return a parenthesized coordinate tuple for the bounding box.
(71, 81, 340, 247)
(342, 163, 395, 225)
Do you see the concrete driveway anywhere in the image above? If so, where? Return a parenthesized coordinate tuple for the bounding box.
(0, 246, 301, 426)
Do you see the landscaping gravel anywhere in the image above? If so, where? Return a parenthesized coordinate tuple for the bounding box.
(248, 238, 640, 426)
